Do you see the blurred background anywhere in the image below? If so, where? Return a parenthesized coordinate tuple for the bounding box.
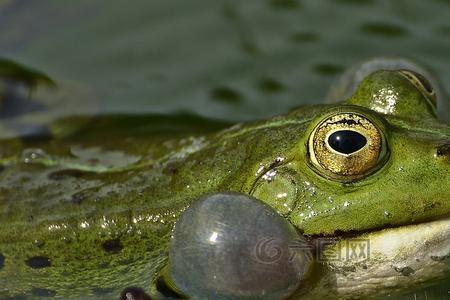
(1, 0, 450, 125)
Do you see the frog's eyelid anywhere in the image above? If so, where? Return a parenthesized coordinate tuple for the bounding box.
(399, 70, 434, 94)
(399, 69, 437, 111)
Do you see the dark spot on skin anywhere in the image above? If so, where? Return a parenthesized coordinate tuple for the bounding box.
(120, 287, 153, 300)
(156, 277, 186, 299)
(102, 238, 123, 253)
(436, 143, 450, 159)
(210, 86, 243, 104)
(257, 78, 285, 93)
(313, 64, 344, 76)
(270, 0, 300, 9)
(31, 288, 57, 297)
(394, 266, 415, 276)
(165, 166, 178, 175)
(47, 169, 85, 181)
(25, 256, 51, 269)
(360, 22, 408, 37)
(71, 192, 88, 204)
(290, 32, 319, 43)
(0, 253, 5, 270)
(92, 287, 114, 295)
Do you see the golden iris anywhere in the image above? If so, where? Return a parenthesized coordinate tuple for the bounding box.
(308, 113, 384, 181)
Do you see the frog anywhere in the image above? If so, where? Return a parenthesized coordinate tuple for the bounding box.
(0, 58, 449, 300)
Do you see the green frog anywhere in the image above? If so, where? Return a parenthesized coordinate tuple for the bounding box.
(0, 58, 449, 300)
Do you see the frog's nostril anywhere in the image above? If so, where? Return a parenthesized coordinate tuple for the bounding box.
(436, 143, 450, 160)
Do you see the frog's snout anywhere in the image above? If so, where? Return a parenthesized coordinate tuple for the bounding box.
(436, 142, 450, 160)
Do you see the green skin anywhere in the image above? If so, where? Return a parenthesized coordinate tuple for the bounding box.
(0, 69, 449, 299)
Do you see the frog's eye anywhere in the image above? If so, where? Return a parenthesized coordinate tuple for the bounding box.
(399, 69, 437, 107)
(308, 112, 386, 181)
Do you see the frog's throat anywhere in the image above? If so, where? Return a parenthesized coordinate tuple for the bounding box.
(307, 217, 450, 299)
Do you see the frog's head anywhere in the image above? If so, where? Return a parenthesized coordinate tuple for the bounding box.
(241, 70, 450, 294)
(164, 69, 450, 299)
(245, 69, 450, 297)
(248, 69, 450, 236)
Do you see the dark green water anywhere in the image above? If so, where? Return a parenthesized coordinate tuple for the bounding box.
(2, 0, 450, 123)
(1, 0, 450, 299)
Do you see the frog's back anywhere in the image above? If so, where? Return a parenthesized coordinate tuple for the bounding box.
(0, 119, 211, 298)
(0, 142, 176, 299)
(0, 110, 315, 299)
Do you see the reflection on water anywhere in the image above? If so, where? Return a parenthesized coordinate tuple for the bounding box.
(1, 0, 450, 123)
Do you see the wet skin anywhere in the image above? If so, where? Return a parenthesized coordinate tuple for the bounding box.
(0, 63, 449, 299)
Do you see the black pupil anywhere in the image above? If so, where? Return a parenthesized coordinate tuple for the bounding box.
(328, 130, 367, 155)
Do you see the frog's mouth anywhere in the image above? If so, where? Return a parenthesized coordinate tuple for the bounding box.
(306, 216, 450, 299)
